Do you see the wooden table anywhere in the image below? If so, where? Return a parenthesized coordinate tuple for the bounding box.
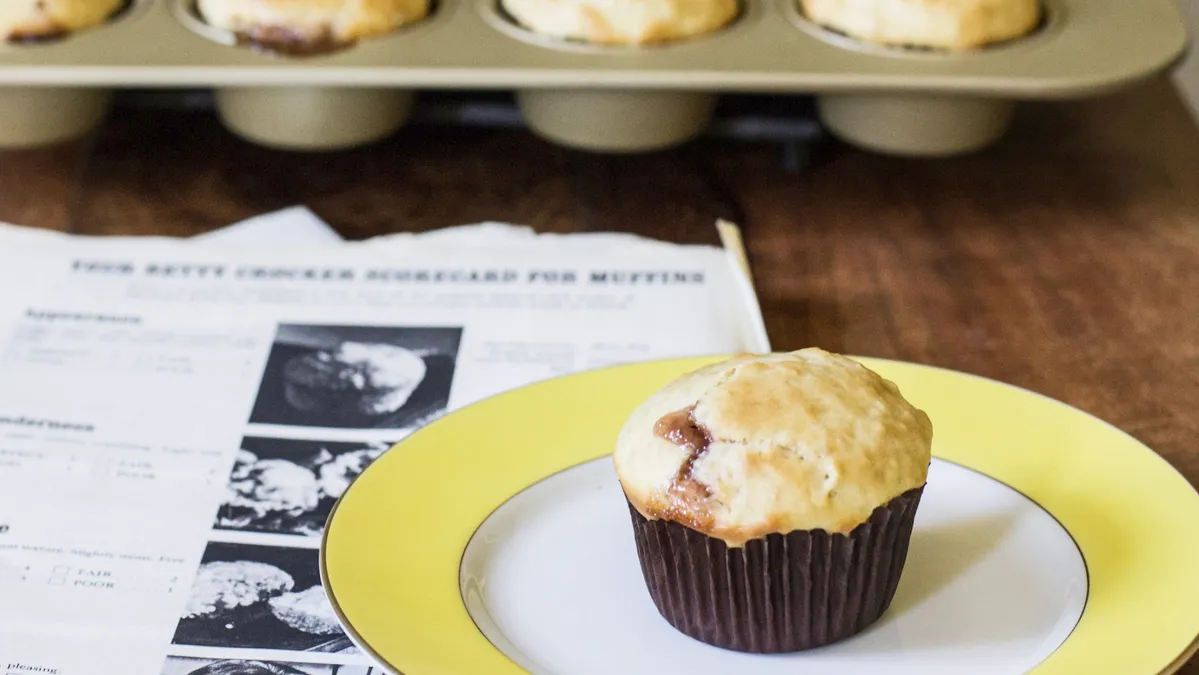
(3, 76, 1197, 673)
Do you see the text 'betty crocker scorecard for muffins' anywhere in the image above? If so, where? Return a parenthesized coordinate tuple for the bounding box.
(0, 214, 769, 675)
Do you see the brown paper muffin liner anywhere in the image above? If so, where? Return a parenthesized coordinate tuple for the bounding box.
(627, 486, 924, 653)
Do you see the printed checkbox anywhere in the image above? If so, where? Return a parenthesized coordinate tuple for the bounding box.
(52, 565, 70, 574)
(48, 577, 65, 586)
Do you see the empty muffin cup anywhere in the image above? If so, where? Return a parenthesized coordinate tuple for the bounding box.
(517, 89, 717, 153)
(0, 87, 113, 149)
(213, 86, 415, 151)
(817, 93, 1016, 157)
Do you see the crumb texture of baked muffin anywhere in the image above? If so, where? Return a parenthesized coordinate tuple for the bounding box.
(615, 348, 932, 546)
(800, 0, 1041, 50)
(1, 0, 125, 41)
(500, 0, 739, 45)
(183, 561, 295, 620)
(197, 0, 430, 47)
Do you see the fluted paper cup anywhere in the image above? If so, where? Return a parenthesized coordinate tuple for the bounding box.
(627, 486, 923, 653)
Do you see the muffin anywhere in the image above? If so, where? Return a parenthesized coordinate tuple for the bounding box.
(614, 348, 932, 653)
(196, 0, 431, 54)
(218, 453, 323, 533)
(2, 0, 125, 43)
(182, 561, 295, 621)
(800, 0, 1042, 51)
(282, 341, 428, 419)
(500, 0, 739, 46)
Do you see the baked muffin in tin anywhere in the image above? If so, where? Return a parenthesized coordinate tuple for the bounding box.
(801, 0, 1042, 51)
(197, 0, 431, 54)
(2, 0, 126, 43)
(500, 0, 739, 46)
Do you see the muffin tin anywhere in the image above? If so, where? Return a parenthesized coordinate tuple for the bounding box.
(0, 0, 1187, 156)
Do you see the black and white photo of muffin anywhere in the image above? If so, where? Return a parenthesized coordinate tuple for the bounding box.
(221, 451, 321, 529)
(249, 324, 462, 430)
(282, 341, 427, 418)
(182, 559, 295, 622)
(215, 437, 392, 537)
(173, 542, 354, 653)
(161, 656, 379, 675)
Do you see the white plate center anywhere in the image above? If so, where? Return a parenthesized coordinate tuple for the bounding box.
(460, 458, 1087, 675)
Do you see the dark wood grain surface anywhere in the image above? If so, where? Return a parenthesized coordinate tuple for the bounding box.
(0, 139, 88, 231)
(3, 77, 1197, 672)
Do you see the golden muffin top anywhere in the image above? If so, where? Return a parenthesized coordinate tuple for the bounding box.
(614, 349, 933, 546)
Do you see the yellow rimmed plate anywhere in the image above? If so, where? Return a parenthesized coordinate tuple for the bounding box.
(321, 355, 1199, 675)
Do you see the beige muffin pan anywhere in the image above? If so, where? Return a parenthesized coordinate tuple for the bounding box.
(0, 0, 1187, 156)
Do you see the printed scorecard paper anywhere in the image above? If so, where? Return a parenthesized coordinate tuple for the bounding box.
(0, 212, 770, 675)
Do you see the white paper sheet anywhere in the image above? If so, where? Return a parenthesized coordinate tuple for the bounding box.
(191, 207, 345, 246)
(0, 214, 771, 675)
